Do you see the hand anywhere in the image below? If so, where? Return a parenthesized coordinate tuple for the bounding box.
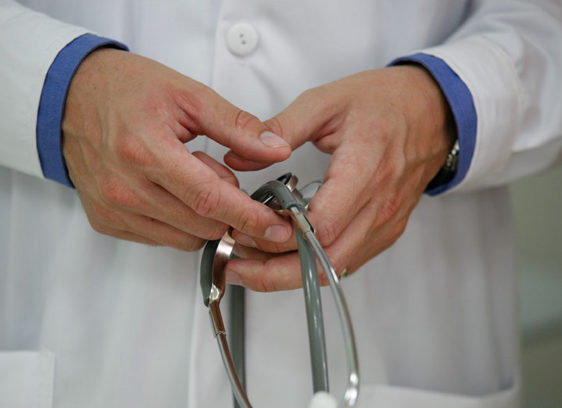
(63, 48, 293, 251)
(224, 65, 454, 291)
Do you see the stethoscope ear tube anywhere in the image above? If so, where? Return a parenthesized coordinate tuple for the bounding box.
(200, 174, 359, 408)
(229, 284, 246, 408)
(297, 229, 330, 393)
(302, 229, 360, 407)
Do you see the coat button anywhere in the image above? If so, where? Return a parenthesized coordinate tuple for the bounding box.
(226, 23, 259, 57)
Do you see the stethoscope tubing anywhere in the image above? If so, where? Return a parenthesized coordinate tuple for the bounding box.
(297, 228, 330, 393)
(202, 174, 359, 408)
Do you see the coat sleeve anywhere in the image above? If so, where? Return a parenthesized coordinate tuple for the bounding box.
(415, 0, 562, 193)
(0, 0, 90, 178)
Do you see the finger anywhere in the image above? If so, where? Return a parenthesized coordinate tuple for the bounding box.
(305, 140, 384, 246)
(192, 151, 239, 186)
(124, 213, 207, 251)
(89, 221, 162, 247)
(319, 200, 410, 282)
(83, 203, 161, 247)
(148, 143, 293, 242)
(224, 151, 273, 172)
(231, 227, 298, 254)
(75, 158, 229, 243)
(231, 139, 382, 251)
(76, 158, 231, 241)
(224, 88, 340, 170)
(227, 203, 374, 292)
(128, 181, 231, 240)
(227, 200, 404, 292)
(263, 87, 343, 150)
(179, 87, 291, 163)
(76, 132, 286, 243)
(91, 206, 207, 251)
(225, 251, 304, 292)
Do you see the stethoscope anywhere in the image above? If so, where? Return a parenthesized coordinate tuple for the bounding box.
(200, 173, 360, 408)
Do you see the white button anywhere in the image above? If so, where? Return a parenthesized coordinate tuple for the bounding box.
(227, 23, 259, 57)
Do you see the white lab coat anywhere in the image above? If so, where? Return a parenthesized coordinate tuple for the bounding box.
(1, 0, 561, 407)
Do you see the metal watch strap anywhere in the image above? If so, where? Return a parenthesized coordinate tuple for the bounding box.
(427, 138, 460, 190)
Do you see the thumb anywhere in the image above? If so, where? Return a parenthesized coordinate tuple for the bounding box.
(264, 88, 336, 150)
(190, 88, 291, 163)
(223, 88, 335, 171)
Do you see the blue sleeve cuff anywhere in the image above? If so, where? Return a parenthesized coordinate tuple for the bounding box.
(36, 33, 128, 187)
(390, 53, 477, 195)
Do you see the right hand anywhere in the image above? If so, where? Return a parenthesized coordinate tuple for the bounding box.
(62, 48, 293, 251)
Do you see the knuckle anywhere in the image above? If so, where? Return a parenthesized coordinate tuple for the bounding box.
(263, 240, 291, 254)
(204, 224, 229, 241)
(300, 86, 331, 111)
(377, 196, 401, 225)
(177, 85, 209, 125)
(114, 135, 151, 167)
(233, 109, 259, 131)
(315, 215, 340, 247)
(90, 203, 115, 223)
(167, 234, 206, 252)
(373, 157, 403, 186)
(183, 237, 206, 252)
(392, 217, 408, 239)
(98, 176, 134, 208)
(314, 135, 339, 154)
(300, 86, 322, 102)
(87, 216, 109, 235)
(382, 155, 406, 181)
(374, 123, 393, 146)
(237, 208, 260, 235)
(373, 164, 392, 185)
(254, 275, 277, 293)
(192, 184, 221, 217)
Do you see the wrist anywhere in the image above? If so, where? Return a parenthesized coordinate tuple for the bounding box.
(404, 64, 460, 189)
(36, 34, 128, 186)
(393, 65, 456, 184)
(389, 53, 477, 194)
(62, 47, 125, 139)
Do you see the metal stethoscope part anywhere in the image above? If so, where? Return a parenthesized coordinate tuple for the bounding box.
(200, 173, 359, 408)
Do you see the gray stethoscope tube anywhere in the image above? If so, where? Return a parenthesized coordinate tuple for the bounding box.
(200, 174, 359, 407)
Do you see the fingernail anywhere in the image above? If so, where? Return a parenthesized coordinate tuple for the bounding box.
(236, 234, 257, 248)
(264, 224, 291, 242)
(225, 268, 242, 286)
(260, 131, 289, 148)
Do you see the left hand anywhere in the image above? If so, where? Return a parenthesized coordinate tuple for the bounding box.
(224, 65, 454, 291)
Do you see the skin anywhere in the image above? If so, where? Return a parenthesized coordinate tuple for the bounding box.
(62, 48, 293, 251)
(224, 65, 455, 292)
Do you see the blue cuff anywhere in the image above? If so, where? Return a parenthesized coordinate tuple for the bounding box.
(390, 53, 477, 195)
(36, 33, 128, 187)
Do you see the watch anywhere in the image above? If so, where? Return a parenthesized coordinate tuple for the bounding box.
(427, 138, 459, 190)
